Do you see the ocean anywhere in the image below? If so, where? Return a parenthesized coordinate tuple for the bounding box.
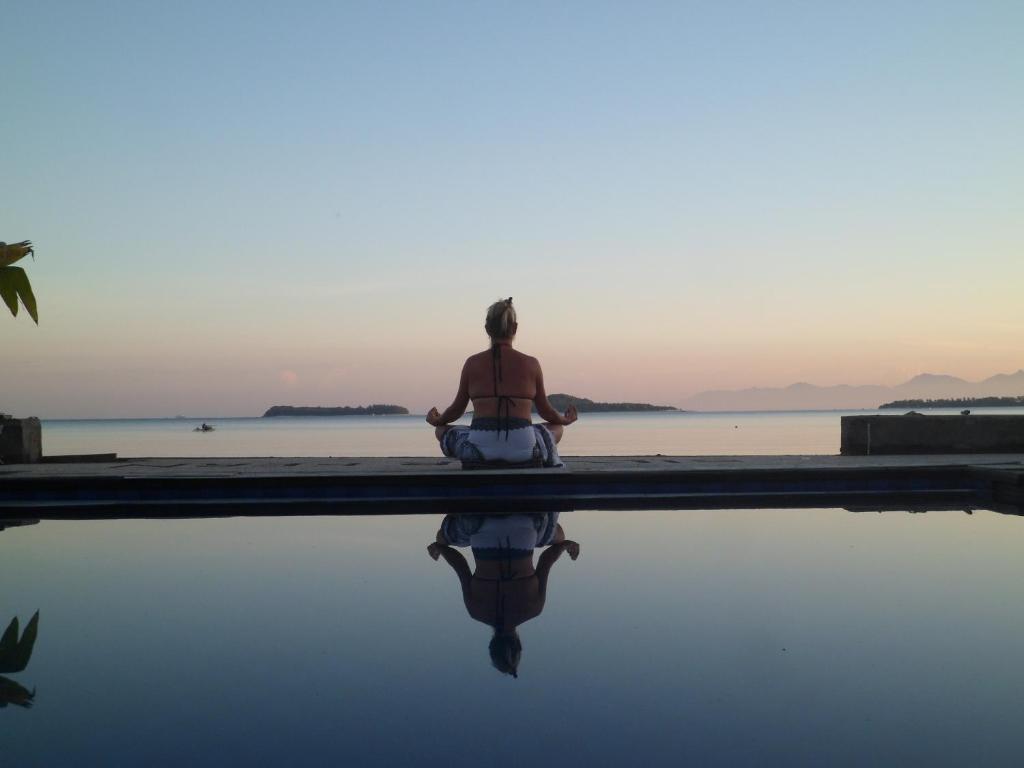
(39, 407, 1024, 458)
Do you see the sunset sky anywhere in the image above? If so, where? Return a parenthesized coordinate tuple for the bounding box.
(4, 1, 1022, 417)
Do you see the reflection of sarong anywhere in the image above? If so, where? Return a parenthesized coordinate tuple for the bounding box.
(441, 513, 561, 560)
(439, 417, 562, 467)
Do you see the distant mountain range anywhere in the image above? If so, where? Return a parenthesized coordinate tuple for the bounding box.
(681, 370, 1024, 411)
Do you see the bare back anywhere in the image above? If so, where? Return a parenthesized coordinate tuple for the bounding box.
(465, 571, 544, 630)
(427, 340, 572, 431)
(464, 346, 539, 420)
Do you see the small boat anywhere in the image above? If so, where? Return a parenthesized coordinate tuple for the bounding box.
(193, 423, 216, 432)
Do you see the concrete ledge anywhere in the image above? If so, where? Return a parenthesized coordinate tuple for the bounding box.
(2, 454, 1021, 518)
(841, 415, 1024, 455)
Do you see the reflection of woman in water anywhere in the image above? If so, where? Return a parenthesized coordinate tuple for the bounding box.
(428, 513, 580, 678)
(425, 298, 577, 467)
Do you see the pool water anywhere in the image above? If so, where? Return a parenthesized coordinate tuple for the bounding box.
(2, 507, 1022, 766)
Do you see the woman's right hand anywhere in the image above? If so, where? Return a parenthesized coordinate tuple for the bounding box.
(563, 540, 581, 560)
(426, 407, 443, 426)
(562, 404, 578, 426)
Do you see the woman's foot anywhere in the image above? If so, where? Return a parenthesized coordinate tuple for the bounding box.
(543, 423, 564, 443)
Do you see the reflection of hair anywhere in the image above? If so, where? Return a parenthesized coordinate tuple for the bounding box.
(489, 630, 522, 678)
(485, 297, 517, 340)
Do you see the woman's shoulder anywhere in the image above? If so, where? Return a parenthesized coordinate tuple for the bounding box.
(463, 350, 491, 366)
(505, 347, 539, 363)
(517, 350, 542, 368)
(464, 348, 540, 368)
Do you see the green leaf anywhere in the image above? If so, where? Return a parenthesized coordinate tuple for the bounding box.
(0, 269, 19, 317)
(0, 267, 38, 323)
(0, 241, 33, 268)
(0, 612, 38, 674)
(15, 270, 37, 323)
(0, 618, 18, 651)
(10, 612, 39, 672)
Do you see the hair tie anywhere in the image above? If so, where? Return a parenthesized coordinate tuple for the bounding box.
(506, 297, 513, 306)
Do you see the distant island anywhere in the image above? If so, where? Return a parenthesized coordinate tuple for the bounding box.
(880, 396, 1024, 409)
(263, 405, 409, 417)
(540, 394, 679, 413)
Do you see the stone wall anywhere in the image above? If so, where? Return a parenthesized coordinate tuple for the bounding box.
(841, 415, 1024, 455)
(0, 417, 42, 463)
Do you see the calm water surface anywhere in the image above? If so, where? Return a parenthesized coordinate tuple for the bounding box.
(40, 407, 1024, 457)
(2, 507, 1023, 766)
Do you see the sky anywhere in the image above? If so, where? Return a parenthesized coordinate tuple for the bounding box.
(3, 0, 1022, 417)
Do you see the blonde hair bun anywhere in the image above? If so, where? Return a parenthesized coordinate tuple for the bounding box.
(485, 297, 517, 339)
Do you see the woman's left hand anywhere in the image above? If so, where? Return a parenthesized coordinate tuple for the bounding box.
(562, 404, 578, 425)
(426, 407, 443, 426)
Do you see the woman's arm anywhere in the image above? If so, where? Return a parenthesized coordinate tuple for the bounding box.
(426, 362, 471, 426)
(536, 540, 580, 596)
(427, 541, 473, 593)
(533, 362, 578, 426)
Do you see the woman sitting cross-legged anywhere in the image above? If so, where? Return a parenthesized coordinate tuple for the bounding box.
(426, 298, 577, 467)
